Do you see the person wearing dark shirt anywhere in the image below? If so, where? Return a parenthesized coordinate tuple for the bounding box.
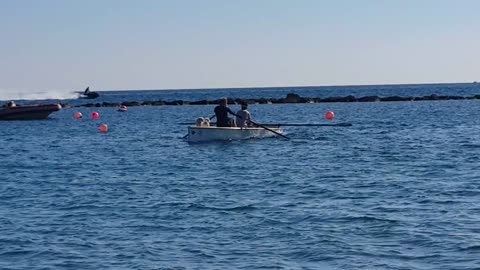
(214, 97, 236, 127)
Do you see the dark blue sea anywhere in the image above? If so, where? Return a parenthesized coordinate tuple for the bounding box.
(1, 83, 480, 270)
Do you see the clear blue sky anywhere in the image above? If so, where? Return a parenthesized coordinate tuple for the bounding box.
(1, 0, 479, 91)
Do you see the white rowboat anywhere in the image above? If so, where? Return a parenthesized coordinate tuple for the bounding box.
(187, 126, 283, 143)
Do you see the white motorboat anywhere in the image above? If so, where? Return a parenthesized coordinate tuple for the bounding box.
(187, 126, 283, 143)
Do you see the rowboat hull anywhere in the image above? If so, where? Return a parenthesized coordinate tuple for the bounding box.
(0, 104, 62, 120)
(187, 126, 283, 143)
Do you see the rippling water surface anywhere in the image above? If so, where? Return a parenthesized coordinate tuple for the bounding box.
(1, 84, 480, 269)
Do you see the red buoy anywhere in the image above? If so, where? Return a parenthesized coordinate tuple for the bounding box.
(325, 111, 335, 120)
(99, 123, 108, 133)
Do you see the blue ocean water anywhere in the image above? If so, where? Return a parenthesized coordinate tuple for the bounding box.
(1, 83, 480, 269)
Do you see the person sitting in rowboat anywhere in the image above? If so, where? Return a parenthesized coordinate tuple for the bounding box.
(236, 102, 252, 128)
(214, 97, 236, 127)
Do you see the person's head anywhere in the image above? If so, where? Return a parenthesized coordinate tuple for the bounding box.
(241, 103, 248, 110)
(219, 97, 228, 106)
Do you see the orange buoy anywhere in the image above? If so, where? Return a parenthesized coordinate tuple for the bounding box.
(74, 112, 83, 119)
(325, 111, 335, 120)
(99, 123, 108, 133)
(91, 112, 99, 119)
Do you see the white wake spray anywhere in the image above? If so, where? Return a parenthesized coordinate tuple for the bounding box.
(0, 88, 79, 101)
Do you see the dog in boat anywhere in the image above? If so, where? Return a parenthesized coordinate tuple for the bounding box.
(196, 117, 210, 127)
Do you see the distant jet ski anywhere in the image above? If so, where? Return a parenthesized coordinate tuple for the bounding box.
(78, 87, 99, 99)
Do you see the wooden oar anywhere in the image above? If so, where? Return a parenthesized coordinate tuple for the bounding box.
(264, 123, 352, 127)
(234, 113, 290, 140)
(178, 122, 352, 127)
(252, 121, 290, 139)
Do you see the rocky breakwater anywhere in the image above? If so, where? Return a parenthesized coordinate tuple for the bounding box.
(60, 93, 480, 108)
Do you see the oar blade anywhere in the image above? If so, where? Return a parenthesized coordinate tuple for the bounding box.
(261, 123, 352, 127)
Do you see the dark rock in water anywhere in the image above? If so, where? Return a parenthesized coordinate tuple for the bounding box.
(164, 100, 185, 105)
(122, 101, 141, 107)
(270, 98, 282, 104)
(102, 102, 115, 107)
(190, 100, 209, 105)
(285, 93, 301, 103)
(357, 96, 381, 102)
(257, 98, 271, 104)
(69, 92, 480, 108)
(273, 98, 285, 103)
(322, 96, 357, 102)
(344, 95, 357, 102)
(233, 98, 243, 105)
(153, 101, 166, 106)
(380, 96, 413, 102)
(139, 100, 165, 106)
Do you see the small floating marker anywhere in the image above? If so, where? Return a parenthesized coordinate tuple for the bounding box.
(91, 112, 99, 119)
(119, 105, 127, 112)
(74, 112, 83, 119)
(325, 111, 335, 120)
(99, 123, 108, 133)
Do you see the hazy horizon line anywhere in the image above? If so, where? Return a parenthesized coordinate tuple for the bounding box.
(97, 81, 478, 92)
